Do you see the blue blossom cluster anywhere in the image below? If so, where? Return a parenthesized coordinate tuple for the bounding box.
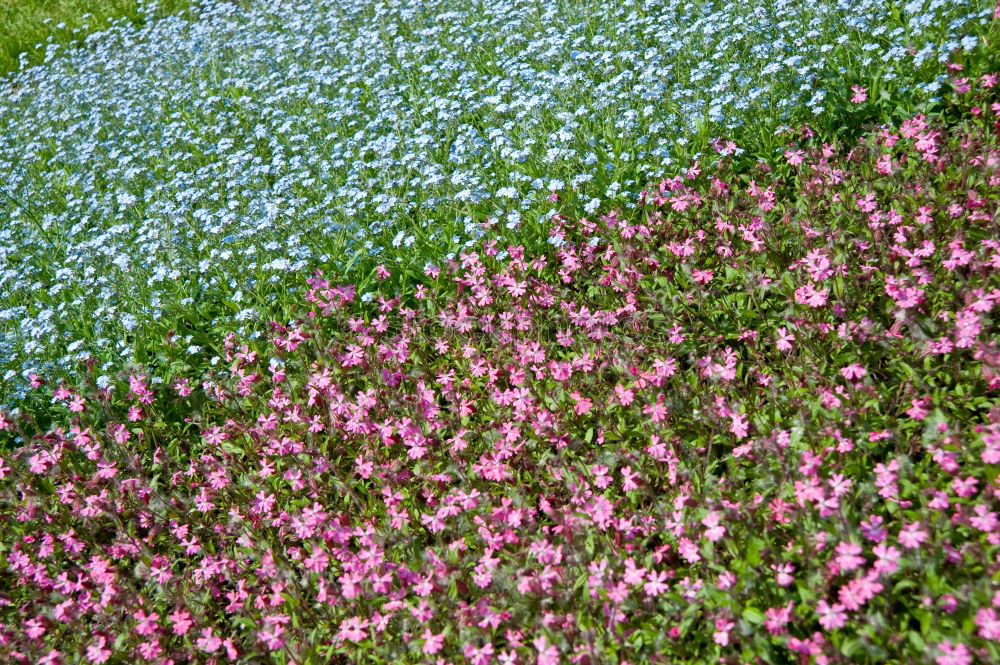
(0, 0, 993, 406)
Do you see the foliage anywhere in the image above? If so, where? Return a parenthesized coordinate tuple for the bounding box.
(1, 82, 999, 664)
(0, 0, 997, 408)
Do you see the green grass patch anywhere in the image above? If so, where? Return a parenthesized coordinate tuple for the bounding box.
(0, 0, 200, 74)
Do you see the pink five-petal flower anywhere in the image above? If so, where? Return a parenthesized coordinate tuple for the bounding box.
(622, 558, 647, 586)
(533, 635, 560, 665)
(196, 627, 222, 653)
(138, 639, 162, 660)
(25, 616, 47, 639)
(39, 650, 62, 665)
(701, 511, 727, 542)
(134, 609, 160, 636)
(851, 85, 868, 103)
(840, 364, 867, 381)
(168, 608, 193, 636)
(775, 326, 794, 351)
(464, 641, 494, 665)
(621, 466, 640, 492)
(764, 601, 794, 636)
(816, 600, 847, 630)
(691, 268, 713, 284)
(975, 608, 1000, 640)
(898, 522, 929, 549)
(422, 629, 445, 655)
(784, 149, 805, 166)
(935, 640, 971, 665)
(86, 636, 111, 664)
(794, 282, 829, 307)
(834, 541, 865, 572)
(643, 569, 669, 597)
(570, 392, 592, 416)
(339, 616, 369, 642)
(730, 412, 749, 438)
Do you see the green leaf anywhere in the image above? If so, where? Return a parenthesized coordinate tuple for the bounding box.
(915, 609, 932, 634)
(742, 607, 765, 624)
(745, 537, 763, 566)
(841, 637, 864, 658)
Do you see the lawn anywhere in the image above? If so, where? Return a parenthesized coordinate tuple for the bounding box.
(0, 0, 200, 73)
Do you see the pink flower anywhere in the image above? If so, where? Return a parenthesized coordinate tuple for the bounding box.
(834, 541, 865, 572)
(643, 395, 668, 423)
(851, 85, 868, 103)
(196, 627, 222, 653)
(168, 608, 193, 636)
(464, 641, 494, 665)
(771, 562, 794, 587)
(730, 412, 749, 439)
(533, 635, 560, 665)
(906, 397, 931, 420)
(713, 618, 734, 646)
(764, 601, 794, 635)
(785, 149, 805, 166)
(623, 558, 647, 586)
(936, 640, 971, 665)
(976, 608, 1000, 640)
(678, 537, 701, 563)
(591, 465, 612, 490)
(25, 616, 47, 639)
(701, 511, 727, 542)
(621, 466, 640, 492)
(774, 326, 795, 351)
(86, 636, 111, 664)
(898, 522, 929, 549)
(840, 364, 867, 381)
(137, 639, 162, 660)
(872, 543, 901, 575)
(39, 650, 62, 665)
(691, 268, 713, 284)
(838, 575, 881, 611)
(338, 616, 369, 642)
(816, 600, 847, 630)
(134, 609, 160, 636)
(643, 569, 669, 597)
(794, 281, 829, 308)
(422, 629, 445, 655)
(570, 392, 592, 416)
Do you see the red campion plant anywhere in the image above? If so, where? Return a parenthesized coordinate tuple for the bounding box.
(1, 78, 1000, 665)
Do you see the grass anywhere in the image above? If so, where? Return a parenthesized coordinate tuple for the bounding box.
(0, 0, 202, 74)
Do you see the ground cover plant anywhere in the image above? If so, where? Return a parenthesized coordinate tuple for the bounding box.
(1, 80, 999, 664)
(1, 0, 998, 409)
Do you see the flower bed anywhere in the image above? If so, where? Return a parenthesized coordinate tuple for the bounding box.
(1, 81, 999, 664)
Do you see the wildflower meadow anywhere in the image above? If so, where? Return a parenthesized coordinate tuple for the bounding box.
(1, 0, 1000, 664)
